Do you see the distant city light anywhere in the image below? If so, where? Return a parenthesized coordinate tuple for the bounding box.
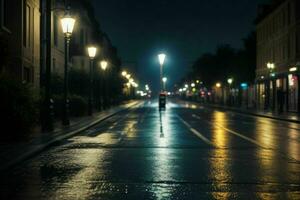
(240, 83, 248, 88)
(216, 83, 221, 88)
(122, 71, 127, 76)
(227, 78, 233, 85)
(289, 67, 297, 72)
(267, 62, 275, 69)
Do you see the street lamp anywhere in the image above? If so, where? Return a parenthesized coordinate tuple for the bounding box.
(61, 13, 76, 125)
(162, 77, 167, 92)
(191, 83, 195, 87)
(227, 78, 234, 106)
(227, 78, 233, 85)
(216, 83, 221, 88)
(100, 60, 108, 71)
(158, 53, 166, 92)
(87, 46, 97, 116)
(100, 60, 109, 109)
(122, 70, 127, 77)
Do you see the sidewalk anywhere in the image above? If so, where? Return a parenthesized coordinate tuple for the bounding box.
(0, 100, 141, 171)
(181, 99, 300, 123)
(208, 104, 300, 123)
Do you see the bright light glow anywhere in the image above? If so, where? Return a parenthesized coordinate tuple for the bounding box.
(129, 78, 134, 83)
(241, 83, 248, 88)
(183, 88, 187, 91)
(158, 54, 166, 65)
(61, 16, 76, 36)
(261, 76, 265, 79)
(192, 88, 196, 92)
(179, 89, 183, 92)
(267, 62, 275, 69)
(87, 46, 97, 58)
(100, 60, 108, 71)
(288, 74, 295, 86)
(216, 83, 221, 88)
(122, 71, 127, 76)
(289, 67, 297, 72)
(162, 77, 167, 83)
(126, 74, 131, 79)
(196, 80, 200, 83)
(270, 73, 276, 77)
(184, 84, 188, 88)
(227, 78, 233, 85)
(191, 83, 195, 87)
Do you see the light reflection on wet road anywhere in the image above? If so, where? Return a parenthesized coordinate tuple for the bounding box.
(1, 99, 300, 199)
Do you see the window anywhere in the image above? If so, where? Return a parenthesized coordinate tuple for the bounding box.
(23, 1, 30, 47)
(1, 0, 11, 31)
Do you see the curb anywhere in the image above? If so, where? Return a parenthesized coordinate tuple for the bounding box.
(203, 103, 300, 124)
(0, 101, 141, 172)
(178, 99, 300, 124)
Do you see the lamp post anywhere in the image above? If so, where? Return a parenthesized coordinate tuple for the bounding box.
(266, 62, 275, 110)
(162, 77, 167, 92)
(227, 78, 233, 106)
(61, 13, 75, 125)
(158, 54, 166, 92)
(101, 60, 108, 109)
(216, 82, 223, 104)
(87, 46, 97, 116)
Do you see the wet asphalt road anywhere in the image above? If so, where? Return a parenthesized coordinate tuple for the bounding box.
(1, 99, 300, 200)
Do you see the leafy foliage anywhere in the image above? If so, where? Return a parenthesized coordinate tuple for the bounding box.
(190, 32, 256, 87)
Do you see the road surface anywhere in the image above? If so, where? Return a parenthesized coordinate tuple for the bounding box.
(1, 99, 300, 199)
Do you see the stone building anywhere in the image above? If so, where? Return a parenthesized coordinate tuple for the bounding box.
(256, 0, 300, 112)
(0, 0, 41, 87)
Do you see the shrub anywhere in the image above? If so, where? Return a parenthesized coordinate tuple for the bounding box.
(0, 73, 39, 141)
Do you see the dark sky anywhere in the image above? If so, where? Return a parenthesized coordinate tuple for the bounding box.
(90, 0, 269, 92)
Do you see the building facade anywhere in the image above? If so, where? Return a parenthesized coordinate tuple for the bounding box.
(256, 0, 300, 113)
(0, 0, 41, 87)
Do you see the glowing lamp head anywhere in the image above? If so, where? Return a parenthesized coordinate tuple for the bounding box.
(87, 46, 97, 58)
(267, 62, 275, 70)
(227, 78, 233, 85)
(184, 84, 188, 88)
(216, 83, 221, 88)
(126, 74, 131, 79)
(191, 83, 195, 87)
(61, 15, 76, 37)
(158, 54, 166, 65)
(100, 60, 108, 71)
(162, 77, 167, 83)
(122, 71, 127, 77)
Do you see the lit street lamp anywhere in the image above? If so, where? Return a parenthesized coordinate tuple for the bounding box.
(266, 62, 275, 110)
(122, 70, 127, 77)
(100, 60, 109, 109)
(61, 12, 76, 125)
(158, 53, 166, 92)
(227, 78, 234, 106)
(87, 46, 97, 116)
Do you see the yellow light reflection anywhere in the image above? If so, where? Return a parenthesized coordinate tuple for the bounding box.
(210, 111, 231, 200)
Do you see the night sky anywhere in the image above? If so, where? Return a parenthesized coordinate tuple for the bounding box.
(90, 0, 270, 92)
